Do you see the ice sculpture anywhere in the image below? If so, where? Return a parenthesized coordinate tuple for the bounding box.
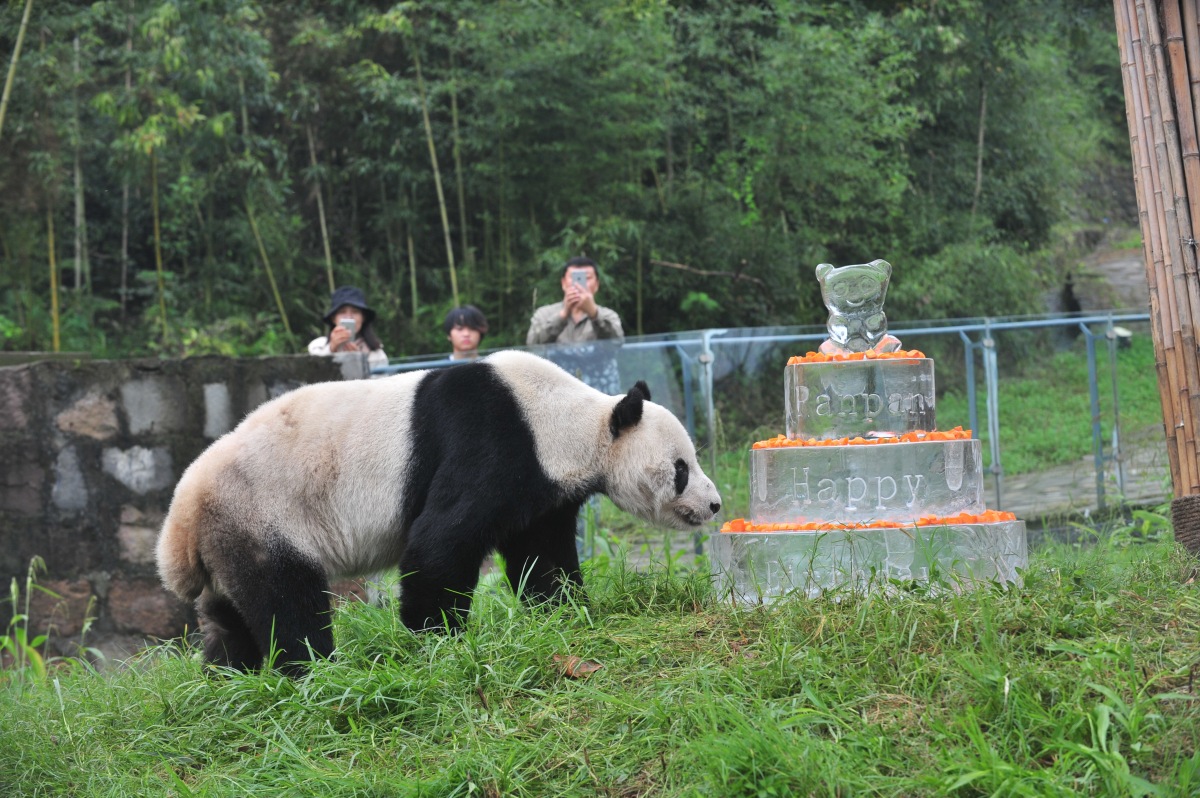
(817, 258, 902, 355)
(711, 260, 1027, 602)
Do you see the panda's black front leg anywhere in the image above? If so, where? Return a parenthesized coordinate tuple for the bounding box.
(498, 503, 583, 604)
(399, 523, 490, 632)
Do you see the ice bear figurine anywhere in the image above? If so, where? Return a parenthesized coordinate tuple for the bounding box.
(816, 258, 903, 355)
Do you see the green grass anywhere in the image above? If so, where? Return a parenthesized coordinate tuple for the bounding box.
(2, 533, 1199, 797)
(937, 334, 1162, 476)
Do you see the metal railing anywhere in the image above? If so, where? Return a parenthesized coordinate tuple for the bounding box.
(372, 311, 1153, 516)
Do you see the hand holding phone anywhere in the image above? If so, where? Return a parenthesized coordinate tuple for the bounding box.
(570, 271, 589, 291)
(331, 318, 356, 351)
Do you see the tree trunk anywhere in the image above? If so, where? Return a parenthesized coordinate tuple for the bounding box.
(306, 123, 335, 292)
(379, 177, 398, 286)
(237, 73, 250, 146)
(407, 223, 418, 325)
(191, 197, 215, 316)
(245, 198, 293, 339)
(970, 74, 988, 224)
(72, 35, 89, 294)
(450, 57, 473, 297)
(413, 48, 459, 307)
(0, 0, 34, 147)
(151, 148, 168, 341)
(119, 9, 131, 320)
(46, 202, 60, 353)
(636, 234, 644, 336)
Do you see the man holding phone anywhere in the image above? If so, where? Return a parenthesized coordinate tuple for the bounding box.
(526, 256, 625, 345)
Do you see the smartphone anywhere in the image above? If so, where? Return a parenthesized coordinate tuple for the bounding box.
(339, 318, 357, 336)
(570, 271, 589, 290)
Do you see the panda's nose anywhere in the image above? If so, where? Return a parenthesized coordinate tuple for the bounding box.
(710, 502, 721, 514)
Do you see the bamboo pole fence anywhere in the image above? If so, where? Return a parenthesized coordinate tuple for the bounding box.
(1114, 0, 1200, 553)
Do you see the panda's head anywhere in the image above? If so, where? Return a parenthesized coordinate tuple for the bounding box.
(603, 382, 722, 531)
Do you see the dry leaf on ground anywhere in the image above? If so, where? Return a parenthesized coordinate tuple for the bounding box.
(552, 654, 603, 679)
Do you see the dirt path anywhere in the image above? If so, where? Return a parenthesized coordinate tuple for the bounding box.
(1073, 232, 1149, 312)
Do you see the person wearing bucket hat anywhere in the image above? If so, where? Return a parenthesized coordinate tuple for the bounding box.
(307, 285, 389, 369)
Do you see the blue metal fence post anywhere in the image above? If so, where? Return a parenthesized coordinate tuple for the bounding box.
(673, 343, 697, 441)
(1107, 318, 1126, 497)
(697, 329, 727, 555)
(1082, 322, 1107, 512)
(982, 319, 1004, 510)
(960, 330, 980, 441)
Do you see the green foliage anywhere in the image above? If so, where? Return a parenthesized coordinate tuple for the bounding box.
(889, 240, 1047, 322)
(0, 557, 99, 691)
(0, 0, 1131, 357)
(1, 535, 1198, 794)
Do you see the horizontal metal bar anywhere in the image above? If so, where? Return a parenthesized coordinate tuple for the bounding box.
(373, 312, 1153, 374)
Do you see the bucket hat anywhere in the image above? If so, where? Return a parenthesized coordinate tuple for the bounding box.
(323, 286, 376, 327)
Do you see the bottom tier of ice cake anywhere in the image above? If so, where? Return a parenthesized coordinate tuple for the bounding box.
(711, 520, 1027, 602)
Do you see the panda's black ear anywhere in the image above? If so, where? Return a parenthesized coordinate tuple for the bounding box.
(610, 383, 648, 439)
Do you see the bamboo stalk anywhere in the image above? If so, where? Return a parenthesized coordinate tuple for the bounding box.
(413, 48, 459, 307)
(245, 199, 293, 339)
(46, 202, 59, 353)
(1183, 0, 1200, 157)
(306, 124, 335, 293)
(1134, 3, 1175, 344)
(0, 0, 34, 146)
(1117, 0, 1184, 492)
(1184, 0, 1200, 81)
(1167, 10, 1200, 494)
(1143, 0, 1200, 493)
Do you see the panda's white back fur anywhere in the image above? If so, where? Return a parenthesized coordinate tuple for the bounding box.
(157, 371, 422, 597)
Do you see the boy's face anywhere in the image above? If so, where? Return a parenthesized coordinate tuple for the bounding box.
(448, 324, 482, 354)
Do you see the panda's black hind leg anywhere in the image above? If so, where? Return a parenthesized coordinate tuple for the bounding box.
(209, 534, 334, 676)
(499, 504, 584, 604)
(197, 589, 262, 671)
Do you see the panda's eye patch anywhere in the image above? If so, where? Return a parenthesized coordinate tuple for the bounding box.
(674, 458, 689, 495)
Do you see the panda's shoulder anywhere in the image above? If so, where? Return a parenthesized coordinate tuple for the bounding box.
(482, 349, 558, 375)
(484, 350, 581, 386)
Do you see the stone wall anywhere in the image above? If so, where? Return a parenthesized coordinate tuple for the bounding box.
(0, 353, 367, 659)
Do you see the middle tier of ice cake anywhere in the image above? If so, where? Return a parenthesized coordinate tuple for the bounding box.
(785, 358, 935, 440)
(749, 438, 984, 524)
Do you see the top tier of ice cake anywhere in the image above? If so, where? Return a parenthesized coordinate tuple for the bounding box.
(785, 357, 935, 440)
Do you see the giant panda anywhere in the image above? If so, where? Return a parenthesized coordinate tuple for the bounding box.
(156, 350, 721, 674)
